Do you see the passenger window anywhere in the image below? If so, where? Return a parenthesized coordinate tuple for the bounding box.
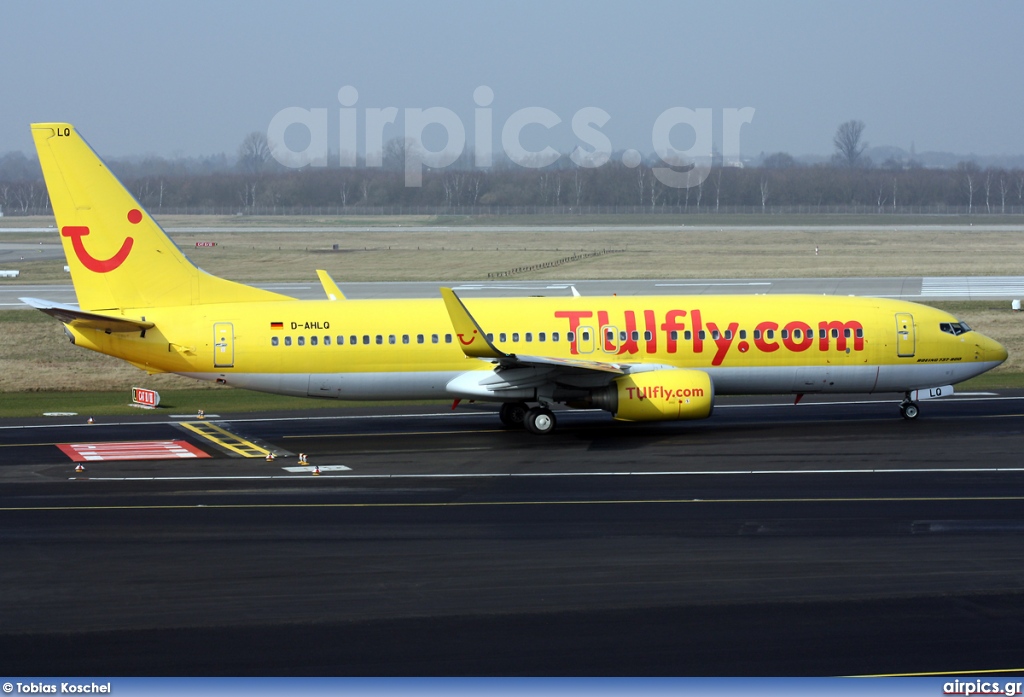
(271, 336, 279, 347)
(685, 331, 692, 341)
(403, 335, 409, 344)
(793, 329, 801, 339)
(856, 328, 864, 338)
(445, 334, 452, 344)
(644, 331, 653, 341)
(310, 336, 318, 346)
(844, 328, 852, 338)
(781, 330, 789, 339)
(376, 335, 383, 345)
(389, 335, 396, 345)
(324, 336, 331, 346)
(552, 332, 559, 342)
(698, 330, 706, 340)
(670, 330, 678, 341)
(831, 328, 839, 338)
(486, 333, 493, 341)
(337, 336, 344, 345)
(362, 335, 370, 345)
(526, 332, 533, 342)
(351, 335, 358, 345)
(499, 333, 507, 342)
(539, 332, 546, 342)
(766, 330, 775, 339)
(298, 336, 306, 346)
(581, 331, 589, 341)
(739, 330, 747, 340)
(711, 330, 720, 340)
(753, 330, 761, 340)
(512, 333, 520, 342)
(566, 331, 574, 342)
(432, 334, 439, 344)
(285, 336, 292, 346)
(417, 334, 424, 344)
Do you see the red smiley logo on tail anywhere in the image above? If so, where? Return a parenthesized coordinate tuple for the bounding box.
(458, 330, 478, 346)
(61, 209, 141, 273)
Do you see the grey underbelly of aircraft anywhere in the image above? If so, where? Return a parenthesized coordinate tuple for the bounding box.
(706, 361, 1002, 394)
(177, 359, 1000, 403)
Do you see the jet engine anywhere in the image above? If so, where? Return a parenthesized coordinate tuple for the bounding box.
(590, 369, 714, 422)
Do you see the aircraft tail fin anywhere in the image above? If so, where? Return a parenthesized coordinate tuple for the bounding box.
(31, 123, 293, 311)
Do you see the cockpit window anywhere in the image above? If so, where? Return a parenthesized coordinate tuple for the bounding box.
(939, 321, 972, 336)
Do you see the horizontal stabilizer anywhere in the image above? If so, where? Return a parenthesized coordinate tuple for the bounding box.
(19, 297, 154, 333)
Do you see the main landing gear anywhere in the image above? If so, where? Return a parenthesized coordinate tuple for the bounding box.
(899, 394, 920, 420)
(499, 402, 557, 435)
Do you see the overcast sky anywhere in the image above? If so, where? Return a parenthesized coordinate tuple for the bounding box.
(4, 0, 1022, 161)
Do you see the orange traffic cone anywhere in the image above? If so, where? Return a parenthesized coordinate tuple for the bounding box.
(312, 465, 321, 476)
(265, 452, 276, 462)
(75, 463, 85, 473)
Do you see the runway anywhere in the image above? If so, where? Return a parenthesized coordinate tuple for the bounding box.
(4, 275, 1024, 309)
(2, 393, 1024, 675)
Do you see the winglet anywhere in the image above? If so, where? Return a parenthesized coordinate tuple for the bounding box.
(316, 270, 346, 301)
(440, 287, 506, 359)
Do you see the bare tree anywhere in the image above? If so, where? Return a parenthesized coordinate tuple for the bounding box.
(760, 176, 769, 212)
(238, 132, 271, 174)
(999, 174, 1009, 213)
(984, 171, 992, 214)
(958, 162, 980, 214)
(832, 120, 868, 168)
(713, 168, 723, 212)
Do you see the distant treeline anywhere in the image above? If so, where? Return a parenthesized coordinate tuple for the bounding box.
(2, 149, 1023, 215)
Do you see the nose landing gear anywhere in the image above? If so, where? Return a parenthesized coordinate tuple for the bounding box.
(899, 394, 920, 420)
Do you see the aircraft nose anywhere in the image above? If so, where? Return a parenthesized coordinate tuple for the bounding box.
(980, 334, 1008, 365)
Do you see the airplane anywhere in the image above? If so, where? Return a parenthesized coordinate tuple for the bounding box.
(21, 123, 1008, 434)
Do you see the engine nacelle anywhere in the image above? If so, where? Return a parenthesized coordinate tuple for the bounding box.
(591, 369, 714, 422)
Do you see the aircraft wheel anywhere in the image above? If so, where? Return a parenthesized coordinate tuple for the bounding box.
(524, 406, 557, 435)
(900, 402, 920, 420)
(499, 402, 529, 428)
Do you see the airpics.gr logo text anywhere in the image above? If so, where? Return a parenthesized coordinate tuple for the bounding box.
(267, 86, 755, 188)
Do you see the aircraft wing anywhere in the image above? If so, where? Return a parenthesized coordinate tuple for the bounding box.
(440, 286, 628, 387)
(19, 297, 155, 333)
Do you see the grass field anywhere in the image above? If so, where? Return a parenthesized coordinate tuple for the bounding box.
(1, 216, 1023, 416)
(4, 217, 1024, 283)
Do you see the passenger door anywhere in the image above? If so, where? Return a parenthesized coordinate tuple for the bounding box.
(213, 322, 234, 368)
(895, 313, 915, 358)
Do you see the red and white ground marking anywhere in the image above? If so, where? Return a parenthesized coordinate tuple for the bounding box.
(57, 440, 210, 462)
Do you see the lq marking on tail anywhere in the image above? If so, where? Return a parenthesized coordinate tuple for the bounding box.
(60, 209, 142, 273)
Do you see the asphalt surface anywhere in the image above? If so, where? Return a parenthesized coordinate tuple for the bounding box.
(3, 393, 1024, 675)
(5, 275, 1024, 309)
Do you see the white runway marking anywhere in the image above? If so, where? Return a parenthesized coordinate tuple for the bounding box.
(921, 276, 1024, 298)
(77, 465, 1024, 482)
(655, 282, 772, 287)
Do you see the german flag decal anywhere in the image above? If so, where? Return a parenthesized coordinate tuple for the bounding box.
(271, 322, 283, 330)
